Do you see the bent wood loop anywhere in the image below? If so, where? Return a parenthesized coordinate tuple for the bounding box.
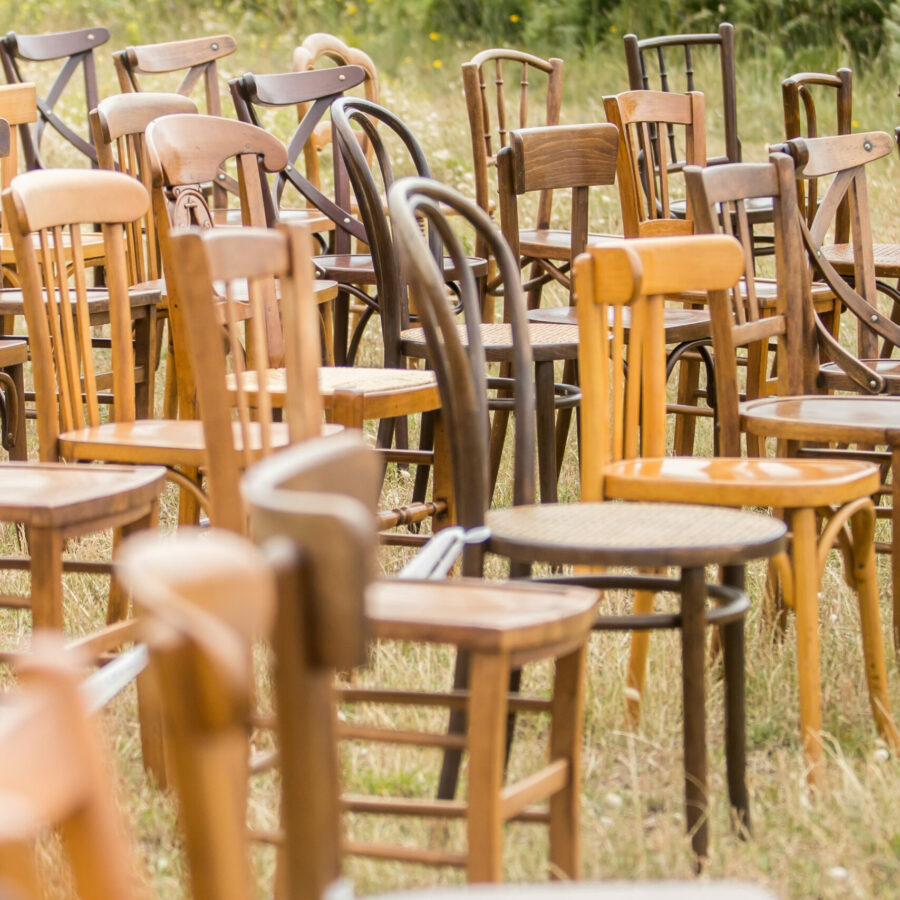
(0, 27, 108, 168)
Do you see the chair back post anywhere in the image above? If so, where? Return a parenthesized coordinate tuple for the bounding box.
(0, 27, 108, 168)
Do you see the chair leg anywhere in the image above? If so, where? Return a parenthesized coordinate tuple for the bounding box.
(848, 502, 900, 750)
(790, 507, 825, 788)
(624, 586, 657, 727)
(554, 358, 577, 482)
(548, 644, 586, 879)
(721, 564, 750, 837)
(466, 649, 509, 883)
(680, 565, 709, 864)
(535, 361, 557, 504)
(673, 355, 701, 456)
(437, 650, 468, 800)
(29, 525, 64, 630)
(163, 328, 179, 420)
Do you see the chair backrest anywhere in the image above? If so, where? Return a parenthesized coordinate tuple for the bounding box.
(163, 224, 322, 532)
(624, 22, 739, 167)
(389, 176, 535, 570)
(0, 639, 144, 900)
(330, 96, 436, 368)
(575, 234, 743, 496)
(604, 89, 705, 237)
(0, 82, 37, 198)
(90, 91, 199, 285)
(461, 48, 563, 252)
(0, 27, 108, 168)
(496, 122, 618, 303)
(146, 113, 288, 417)
(292, 33, 379, 188)
(117, 527, 272, 900)
(2, 169, 149, 459)
(775, 130, 897, 364)
(684, 153, 814, 456)
(781, 68, 852, 238)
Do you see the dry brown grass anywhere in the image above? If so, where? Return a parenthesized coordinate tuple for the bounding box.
(4, 35, 900, 900)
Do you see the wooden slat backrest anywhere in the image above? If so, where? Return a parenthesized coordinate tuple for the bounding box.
(164, 224, 322, 533)
(2, 169, 149, 460)
(624, 23, 739, 168)
(389, 176, 534, 570)
(575, 235, 744, 496)
(0, 82, 37, 209)
(0, 27, 108, 168)
(117, 528, 272, 900)
(684, 153, 813, 455)
(782, 69, 852, 239)
(0, 639, 144, 900)
(462, 48, 563, 239)
(776, 130, 895, 363)
(604, 90, 705, 237)
(292, 33, 379, 188)
(91, 92, 199, 284)
(497, 122, 618, 301)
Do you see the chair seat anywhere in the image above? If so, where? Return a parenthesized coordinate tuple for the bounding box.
(212, 206, 335, 232)
(366, 577, 597, 655)
(0, 284, 159, 320)
(678, 277, 834, 310)
(671, 195, 774, 226)
(315, 253, 487, 286)
(376, 882, 777, 899)
(0, 338, 27, 365)
(518, 228, 620, 259)
(741, 394, 900, 446)
(603, 456, 881, 508)
(58, 419, 294, 467)
(820, 357, 900, 392)
(825, 242, 900, 277)
(485, 501, 786, 569)
(0, 462, 165, 529)
(526, 304, 711, 343)
(402, 322, 580, 363)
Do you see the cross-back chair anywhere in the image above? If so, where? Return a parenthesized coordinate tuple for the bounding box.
(333, 96, 574, 505)
(390, 175, 788, 859)
(91, 92, 200, 418)
(0, 27, 108, 169)
(112, 34, 237, 208)
(680, 152, 900, 782)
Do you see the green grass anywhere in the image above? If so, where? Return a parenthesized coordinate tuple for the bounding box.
(2, 13, 900, 900)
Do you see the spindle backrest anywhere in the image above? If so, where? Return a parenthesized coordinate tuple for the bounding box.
(776, 130, 896, 364)
(2, 170, 149, 460)
(164, 224, 322, 533)
(389, 177, 534, 550)
(117, 527, 272, 900)
(462, 49, 563, 231)
(0, 27, 108, 168)
(781, 68, 852, 238)
(604, 90, 705, 237)
(91, 92, 199, 284)
(624, 23, 739, 168)
(575, 234, 744, 496)
(497, 122, 618, 301)
(685, 153, 813, 454)
(0, 639, 144, 900)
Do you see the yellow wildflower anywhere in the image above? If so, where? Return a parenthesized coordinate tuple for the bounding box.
(404, 56, 413, 64)
(852, 119, 859, 128)
(429, 31, 439, 40)
(610, 24, 618, 33)
(510, 13, 520, 22)
(347, 3, 357, 11)
(432, 59, 443, 69)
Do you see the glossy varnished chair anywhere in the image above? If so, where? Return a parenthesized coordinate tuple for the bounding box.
(390, 176, 788, 860)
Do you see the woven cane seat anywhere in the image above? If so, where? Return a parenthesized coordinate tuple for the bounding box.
(485, 501, 786, 568)
(401, 322, 580, 363)
(825, 242, 900, 278)
(527, 304, 711, 343)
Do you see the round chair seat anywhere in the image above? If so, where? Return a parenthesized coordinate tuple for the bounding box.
(485, 501, 786, 568)
(366, 577, 597, 655)
(519, 227, 619, 258)
(315, 253, 487, 286)
(401, 322, 580, 362)
(603, 456, 881, 508)
(819, 358, 900, 392)
(526, 303, 711, 342)
(825, 241, 900, 277)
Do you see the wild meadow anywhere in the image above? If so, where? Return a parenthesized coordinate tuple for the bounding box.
(1, 1, 900, 898)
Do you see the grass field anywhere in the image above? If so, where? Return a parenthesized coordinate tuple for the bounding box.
(2, 10, 900, 899)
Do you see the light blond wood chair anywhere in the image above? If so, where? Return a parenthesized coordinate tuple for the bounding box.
(578, 155, 898, 787)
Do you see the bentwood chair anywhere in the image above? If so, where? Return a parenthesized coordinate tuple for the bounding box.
(112, 34, 238, 209)
(0, 26, 108, 168)
(390, 176, 788, 859)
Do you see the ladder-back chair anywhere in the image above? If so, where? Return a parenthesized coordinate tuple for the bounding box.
(0, 27, 108, 168)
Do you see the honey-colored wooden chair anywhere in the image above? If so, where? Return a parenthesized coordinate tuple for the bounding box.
(112, 34, 237, 209)
(390, 176, 788, 860)
(0, 26, 107, 169)
(91, 91, 200, 419)
(652, 151, 900, 785)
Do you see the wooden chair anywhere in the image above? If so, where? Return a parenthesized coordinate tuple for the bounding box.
(112, 34, 237, 209)
(677, 151, 900, 783)
(90, 91, 200, 419)
(1, 168, 231, 521)
(390, 175, 788, 860)
(0, 26, 108, 169)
